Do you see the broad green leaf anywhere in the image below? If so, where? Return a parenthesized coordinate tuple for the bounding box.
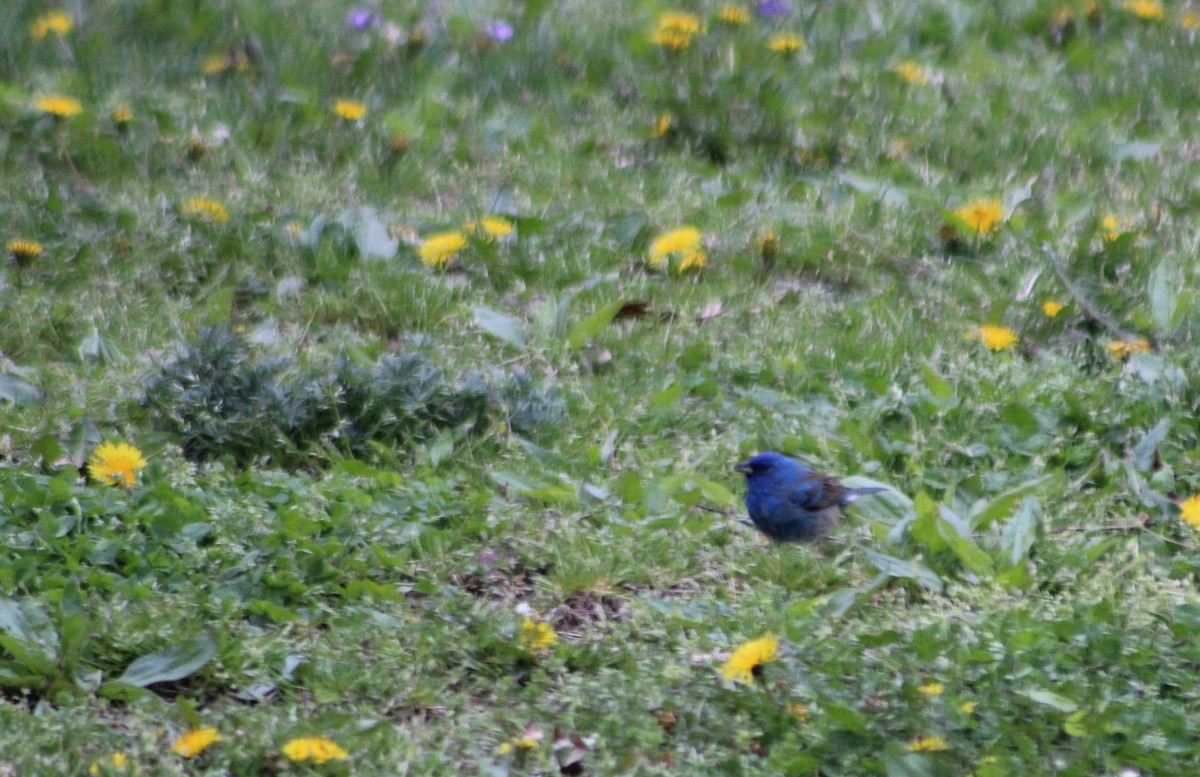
(0, 598, 57, 652)
(473, 306, 527, 349)
(0, 635, 58, 676)
(865, 550, 944, 593)
(1132, 419, 1169, 472)
(1021, 687, 1078, 712)
(1001, 497, 1041, 567)
(568, 300, 627, 350)
(967, 474, 1055, 530)
(116, 635, 217, 688)
(354, 214, 399, 260)
(940, 525, 994, 578)
(1148, 260, 1179, 332)
(0, 373, 40, 405)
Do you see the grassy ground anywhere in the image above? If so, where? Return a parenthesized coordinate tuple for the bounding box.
(4, 0, 1200, 773)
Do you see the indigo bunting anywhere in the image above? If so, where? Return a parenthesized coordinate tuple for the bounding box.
(734, 452, 885, 542)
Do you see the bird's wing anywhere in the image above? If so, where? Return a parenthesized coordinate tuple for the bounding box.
(786, 471, 850, 511)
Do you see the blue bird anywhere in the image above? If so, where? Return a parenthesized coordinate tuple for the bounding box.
(734, 452, 886, 542)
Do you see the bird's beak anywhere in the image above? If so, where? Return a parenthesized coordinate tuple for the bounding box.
(734, 460, 753, 475)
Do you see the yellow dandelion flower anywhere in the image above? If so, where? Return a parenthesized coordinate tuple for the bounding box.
(658, 12, 702, 35)
(892, 61, 930, 85)
(918, 681, 944, 696)
(906, 735, 948, 752)
(717, 5, 750, 25)
(1100, 214, 1131, 242)
(953, 199, 1004, 236)
(1180, 496, 1200, 530)
(1042, 300, 1064, 317)
(519, 618, 558, 655)
(31, 11, 73, 40)
(678, 250, 707, 271)
(652, 112, 675, 138)
(89, 753, 128, 774)
(465, 217, 514, 240)
(281, 737, 350, 764)
(8, 239, 43, 264)
(721, 635, 780, 685)
(971, 325, 1019, 352)
(36, 95, 83, 118)
(201, 54, 230, 75)
(88, 442, 147, 487)
(182, 197, 230, 224)
(498, 736, 539, 755)
(172, 728, 220, 758)
(959, 701, 979, 714)
(651, 28, 693, 50)
(758, 231, 779, 262)
(767, 33, 806, 53)
(1106, 338, 1151, 360)
(1181, 10, 1200, 28)
(419, 231, 468, 268)
(112, 105, 134, 125)
(1123, 0, 1165, 19)
(332, 99, 367, 121)
(648, 226, 703, 268)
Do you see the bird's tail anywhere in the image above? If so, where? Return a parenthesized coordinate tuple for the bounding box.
(841, 486, 887, 504)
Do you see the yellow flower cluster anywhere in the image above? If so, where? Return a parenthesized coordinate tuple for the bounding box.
(88, 752, 128, 774)
(905, 735, 948, 752)
(652, 11, 702, 51)
(1105, 338, 1151, 359)
(1181, 496, 1200, 530)
(182, 197, 230, 224)
(333, 99, 367, 121)
(88, 442, 147, 487)
(8, 239, 43, 264)
(767, 33, 806, 53)
(32, 11, 73, 40)
(717, 5, 750, 25)
(1042, 300, 1064, 317)
(465, 216, 514, 240)
(201, 54, 230, 75)
(112, 105, 134, 125)
(172, 728, 220, 758)
(1100, 214, 1130, 242)
(1123, 0, 1164, 20)
(419, 231, 468, 268)
(497, 735, 540, 755)
(953, 199, 1004, 236)
(37, 95, 84, 118)
(892, 60, 930, 85)
(281, 737, 350, 764)
(971, 325, 1018, 352)
(720, 635, 779, 684)
(652, 112, 674, 138)
(648, 226, 706, 272)
(519, 618, 558, 655)
(164, 729, 353, 764)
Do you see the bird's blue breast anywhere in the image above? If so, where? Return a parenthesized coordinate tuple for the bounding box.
(744, 476, 838, 542)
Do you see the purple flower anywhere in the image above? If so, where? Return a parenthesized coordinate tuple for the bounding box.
(485, 19, 514, 42)
(756, 0, 793, 18)
(346, 8, 381, 30)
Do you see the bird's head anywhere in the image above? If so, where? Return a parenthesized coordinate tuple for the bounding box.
(734, 451, 806, 481)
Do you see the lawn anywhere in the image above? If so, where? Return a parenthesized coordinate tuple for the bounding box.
(3, 0, 1200, 774)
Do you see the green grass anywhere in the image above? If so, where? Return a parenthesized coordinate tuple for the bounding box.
(4, 0, 1200, 773)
